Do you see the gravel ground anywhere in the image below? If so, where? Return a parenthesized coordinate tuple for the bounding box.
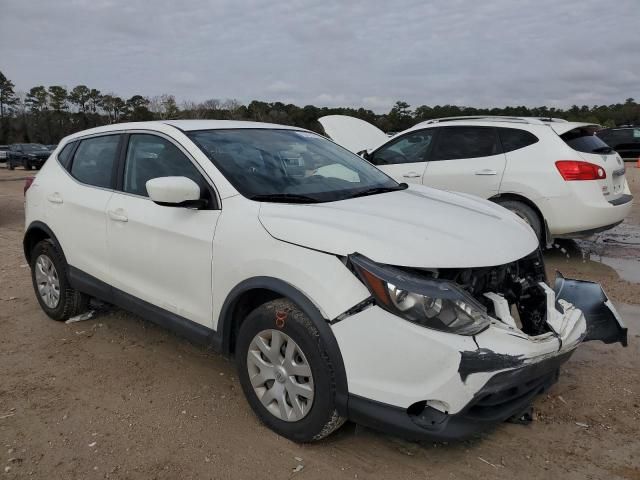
(1, 165, 639, 479)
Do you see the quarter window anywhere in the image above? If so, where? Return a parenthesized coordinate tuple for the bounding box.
(70, 135, 120, 188)
(57, 142, 77, 170)
(370, 130, 434, 165)
(498, 128, 539, 153)
(431, 127, 499, 160)
(123, 134, 209, 200)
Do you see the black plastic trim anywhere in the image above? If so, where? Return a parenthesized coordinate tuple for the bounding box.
(554, 220, 625, 238)
(23, 221, 65, 264)
(67, 266, 223, 350)
(607, 193, 633, 206)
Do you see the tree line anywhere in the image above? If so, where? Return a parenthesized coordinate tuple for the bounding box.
(1, 70, 639, 145)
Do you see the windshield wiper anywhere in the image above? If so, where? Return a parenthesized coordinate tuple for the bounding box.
(249, 193, 320, 204)
(592, 146, 614, 154)
(348, 183, 408, 199)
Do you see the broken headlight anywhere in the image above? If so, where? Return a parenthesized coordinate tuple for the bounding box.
(349, 254, 490, 335)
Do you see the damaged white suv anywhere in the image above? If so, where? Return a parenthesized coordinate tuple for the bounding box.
(24, 121, 626, 442)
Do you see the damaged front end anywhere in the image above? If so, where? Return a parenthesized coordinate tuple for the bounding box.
(344, 250, 627, 440)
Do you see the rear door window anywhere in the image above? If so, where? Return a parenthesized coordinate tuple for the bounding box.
(498, 128, 538, 152)
(431, 126, 500, 160)
(70, 135, 121, 188)
(561, 127, 612, 154)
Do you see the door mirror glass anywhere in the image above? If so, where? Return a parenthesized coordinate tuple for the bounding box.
(146, 176, 206, 208)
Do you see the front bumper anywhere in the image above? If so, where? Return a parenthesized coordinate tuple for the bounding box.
(333, 277, 626, 441)
(349, 350, 573, 441)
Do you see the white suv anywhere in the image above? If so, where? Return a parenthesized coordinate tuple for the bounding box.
(24, 121, 626, 442)
(319, 116, 633, 243)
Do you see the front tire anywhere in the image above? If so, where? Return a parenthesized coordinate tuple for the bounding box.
(7, 159, 14, 170)
(236, 299, 346, 442)
(30, 239, 89, 321)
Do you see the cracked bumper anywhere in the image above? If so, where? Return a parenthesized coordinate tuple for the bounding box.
(333, 278, 625, 441)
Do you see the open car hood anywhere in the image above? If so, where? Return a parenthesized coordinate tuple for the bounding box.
(258, 185, 539, 268)
(318, 115, 390, 154)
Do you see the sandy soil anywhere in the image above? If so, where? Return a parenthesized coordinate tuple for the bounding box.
(1, 165, 639, 479)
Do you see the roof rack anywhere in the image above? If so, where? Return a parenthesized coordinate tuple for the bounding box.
(418, 116, 567, 126)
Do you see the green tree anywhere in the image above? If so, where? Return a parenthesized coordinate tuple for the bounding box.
(69, 85, 91, 113)
(48, 86, 68, 113)
(25, 86, 48, 113)
(126, 95, 153, 121)
(0, 71, 18, 118)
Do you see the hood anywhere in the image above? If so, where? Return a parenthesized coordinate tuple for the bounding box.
(319, 115, 390, 154)
(259, 185, 539, 268)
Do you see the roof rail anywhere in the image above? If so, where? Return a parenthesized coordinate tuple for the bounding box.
(418, 116, 557, 126)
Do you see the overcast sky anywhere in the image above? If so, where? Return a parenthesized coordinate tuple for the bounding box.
(1, 0, 638, 112)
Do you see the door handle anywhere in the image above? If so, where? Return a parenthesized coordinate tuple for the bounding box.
(108, 209, 128, 222)
(402, 172, 421, 178)
(47, 193, 63, 204)
(475, 169, 497, 176)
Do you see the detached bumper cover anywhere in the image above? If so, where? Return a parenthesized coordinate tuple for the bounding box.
(348, 351, 573, 441)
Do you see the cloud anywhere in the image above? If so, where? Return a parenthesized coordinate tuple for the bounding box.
(0, 0, 638, 112)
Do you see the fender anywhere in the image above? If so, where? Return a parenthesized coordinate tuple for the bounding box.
(218, 276, 349, 415)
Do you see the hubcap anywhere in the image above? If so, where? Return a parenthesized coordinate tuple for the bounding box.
(34, 254, 60, 309)
(246, 329, 314, 422)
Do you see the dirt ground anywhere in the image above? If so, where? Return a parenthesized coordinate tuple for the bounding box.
(1, 165, 639, 480)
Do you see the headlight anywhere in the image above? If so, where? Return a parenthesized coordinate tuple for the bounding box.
(349, 254, 490, 335)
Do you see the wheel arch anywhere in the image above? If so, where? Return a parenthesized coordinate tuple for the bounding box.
(217, 276, 349, 415)
(489, 193, 549, 245)
(23, 221, 65, 265)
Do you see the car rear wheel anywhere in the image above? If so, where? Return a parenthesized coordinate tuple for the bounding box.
(7, 160, 14, 170)
(25, 161, 32, 170)
(496, 199, 543, 242)
(30, 239, 89, 321)
(236, 299, 346, 442)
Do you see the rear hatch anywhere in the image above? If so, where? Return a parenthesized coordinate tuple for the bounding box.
(553, 123, 627, 202)
(318, 115, 390, 154)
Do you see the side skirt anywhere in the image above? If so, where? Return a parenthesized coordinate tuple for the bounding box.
(68, 266, 223, 352)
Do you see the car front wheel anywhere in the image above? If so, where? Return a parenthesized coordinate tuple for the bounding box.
(236, 299, 346, 442)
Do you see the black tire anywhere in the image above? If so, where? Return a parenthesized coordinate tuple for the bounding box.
(236, 299, 346, 442)
(7, 159, 14, 170)
(30, 239, 89, 321)
(25, 161, 32, 170)
(496, 199, 543, 242)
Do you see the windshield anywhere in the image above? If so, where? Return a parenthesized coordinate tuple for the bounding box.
(188, 129, 402, 203)
(23, 144, 49, 152)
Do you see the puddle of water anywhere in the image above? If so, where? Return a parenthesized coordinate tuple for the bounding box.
(598, 256, 640, 283)
(547, 220, 640, 284)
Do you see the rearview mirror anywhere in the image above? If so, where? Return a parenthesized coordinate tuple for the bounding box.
(146, 176, 206, 209)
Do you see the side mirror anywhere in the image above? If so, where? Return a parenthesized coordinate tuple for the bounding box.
(146, 176, 207, 209)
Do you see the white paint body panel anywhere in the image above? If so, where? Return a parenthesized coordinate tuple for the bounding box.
(320, 115, 633, 237)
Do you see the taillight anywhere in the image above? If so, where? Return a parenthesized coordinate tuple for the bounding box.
(555, 160, 606, 181)
(24, 176, 35, 196)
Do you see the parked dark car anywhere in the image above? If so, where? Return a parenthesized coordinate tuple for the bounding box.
(596, 127, 640, 161)
(0, 145, 8, 163)
(7, 144, 51, 170)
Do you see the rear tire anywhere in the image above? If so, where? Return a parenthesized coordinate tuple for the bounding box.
(7, 160, 14, 170)
(236, 299, 346, 442)
(496, 199, 543, 242)
(25, 161, 32, 170)
(30, 239, 89, 321)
